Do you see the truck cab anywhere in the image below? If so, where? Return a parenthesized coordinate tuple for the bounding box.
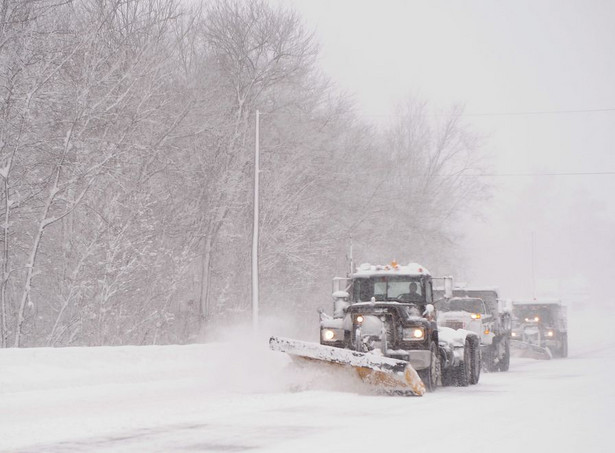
(321, 262, 436, 358)
(511, 299, 568, 358)
(434, 287, 512, 371)
(437, 297, 490, 344)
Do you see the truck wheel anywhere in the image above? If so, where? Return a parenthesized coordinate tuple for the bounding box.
(470, 337, 481, 385)
(418, 342, 440, 392)
(498, 337, 510, 372)
(441, 369, 454, 387)
(456, 341, 471, 387)
(483, 347, 497, 372)
(560, 334, 568, 358)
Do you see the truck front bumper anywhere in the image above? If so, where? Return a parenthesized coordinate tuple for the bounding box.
(407, 350, 432, 370)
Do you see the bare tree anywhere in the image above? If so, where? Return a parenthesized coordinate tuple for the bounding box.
(348, 99, 488, 270)
(181, 0, 319, 332)
(0, 0, 192, 346)
(0, 1, 491, 347)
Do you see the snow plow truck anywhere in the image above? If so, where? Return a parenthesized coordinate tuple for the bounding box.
(269, 261, 481, 395)
(434, 287, 512, 372)
(510, 299, 568, 360)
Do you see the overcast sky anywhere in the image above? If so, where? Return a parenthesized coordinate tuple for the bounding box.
(280, 0, 615, 303)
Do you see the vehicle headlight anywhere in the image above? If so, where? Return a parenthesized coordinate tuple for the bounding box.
(321, 328, 343, 342)
(403, 327, 425, 341)
(546, 330, 554, 337)
(511, 331, 518, 337)
(470, 313, 481, 319)
(355, 315, 364, 325)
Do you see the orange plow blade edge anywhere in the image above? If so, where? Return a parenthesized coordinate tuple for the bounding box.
(269, 336, 425, 396)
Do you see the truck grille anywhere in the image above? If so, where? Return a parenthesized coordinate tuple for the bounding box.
(444, 320, 464, 330)
(351, 316, 395, 350)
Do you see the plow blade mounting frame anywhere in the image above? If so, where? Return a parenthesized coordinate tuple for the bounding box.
(510, 339, 552, 360)
(269, 336, 426, 396)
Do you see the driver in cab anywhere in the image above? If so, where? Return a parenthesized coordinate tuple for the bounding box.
(406, 282, 422, 302)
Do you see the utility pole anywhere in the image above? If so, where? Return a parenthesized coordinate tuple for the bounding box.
(348, 235, 354, 276)
(252, 110, 260, 331)
(531, 231, 536, 299)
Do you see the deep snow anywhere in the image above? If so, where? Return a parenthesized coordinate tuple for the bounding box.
(1, 305, 613, 453)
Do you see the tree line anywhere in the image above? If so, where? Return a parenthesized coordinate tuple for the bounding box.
(0, 0, 487, 347)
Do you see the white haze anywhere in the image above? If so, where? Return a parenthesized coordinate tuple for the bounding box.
(283, 0, 615, 305)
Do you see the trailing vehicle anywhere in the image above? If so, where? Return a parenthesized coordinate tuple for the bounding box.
(270, 261, 481, 395)
(435, 296, 487, 383)
(510, 299, 568, 359)
(435, 287, 512, 372)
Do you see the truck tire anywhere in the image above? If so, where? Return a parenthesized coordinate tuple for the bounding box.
(470, 337, 481, 384)
(483, 345, 497, 372)
(560, 333, 568, 358)
(441, 369, 454, 387)
(456, 340, 471, 387)
(418, 341, 440, 392)
(498, 337, 510, 372)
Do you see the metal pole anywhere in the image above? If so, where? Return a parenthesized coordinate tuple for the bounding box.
(349, 235, 354, 276)
(531, 231, 536, 299)
(252, 110, 260, 331)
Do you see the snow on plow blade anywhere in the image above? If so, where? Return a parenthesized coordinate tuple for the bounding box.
(510, 339, 552, 360)
(269, 336, 425, 396)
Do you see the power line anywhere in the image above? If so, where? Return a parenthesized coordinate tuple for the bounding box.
(462, 108, 615, 117)
(468, 171, 615, 177)
(259, 107, 615, 120)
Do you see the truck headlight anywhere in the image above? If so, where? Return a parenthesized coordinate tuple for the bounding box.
(355, 315, 364, 324)
(403, 327, 425, 341)
(321, 328, 343, 342)
(470, 313, 481, 319)
(546, 330, 554, 337)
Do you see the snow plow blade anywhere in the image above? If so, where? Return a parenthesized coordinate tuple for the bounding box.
(269, 336, 425, 396)
(510, 339, 552, 360)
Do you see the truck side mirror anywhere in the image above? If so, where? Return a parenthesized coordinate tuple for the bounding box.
(443, 276, 454, 298)
(317, 307, 330, 322)
(332, 290, 349, 299)
(332, 291, 350, 319)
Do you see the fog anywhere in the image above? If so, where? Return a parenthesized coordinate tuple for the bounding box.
(1, 0, 612, 348)
(285, 0, 615, 305)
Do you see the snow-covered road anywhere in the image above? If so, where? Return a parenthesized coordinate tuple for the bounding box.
(2, 307, 613, 453)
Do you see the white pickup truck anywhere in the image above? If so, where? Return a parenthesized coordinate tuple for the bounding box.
(436, 293, 512, 372)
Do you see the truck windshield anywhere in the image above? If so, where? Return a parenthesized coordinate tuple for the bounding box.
(353, 276, 424, 302)
(439, 298, 485, 314)
(434, 289, 498, 314)
(513, 305, 556, 323)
